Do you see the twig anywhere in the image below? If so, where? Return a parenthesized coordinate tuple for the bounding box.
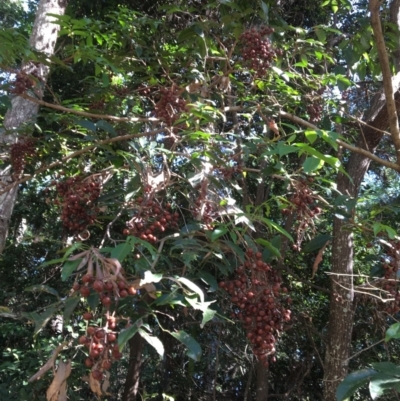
(19, 93, 160, 123)
(0, 128, 164, 195)
(369, 0, 400, 164)
(347, 339, 385, 361)
(279, 110, 400, 172)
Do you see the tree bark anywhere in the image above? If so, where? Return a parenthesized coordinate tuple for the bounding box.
(323, 3, 400, 398)
(255, 360, 269, 401)
(0, 0, 67, 253)
(122, 332, 145, 401)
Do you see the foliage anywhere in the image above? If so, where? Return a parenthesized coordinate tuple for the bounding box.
(2, 0, 400, 400)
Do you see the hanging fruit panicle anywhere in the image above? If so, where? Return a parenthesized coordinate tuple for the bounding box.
(239, 26, 280, 77)
(69, 248, 140, 384)
(219, 249, 291, 367)
(51, 175, 101, 234)
(124, 194, 179, 243)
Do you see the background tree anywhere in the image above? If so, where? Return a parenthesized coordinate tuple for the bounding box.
(3, 0, 400, 401)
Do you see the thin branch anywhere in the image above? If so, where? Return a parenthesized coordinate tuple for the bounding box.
(19, 93, 160, 123)
(347, 339, 385, 361)
(369, 0, 400, 164)
(279, 111, 400, 172)
(0, 128, 164, 195)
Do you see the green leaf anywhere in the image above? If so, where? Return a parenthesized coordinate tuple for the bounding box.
(23, 303, 60, 336)
(138, 328, 164, 358)
(261, 218, 294, 242)
(24, 285, 60, 298)
(118, 318, 143, 351)
(178, 277, 204, 302)
(87, 292, 99, 311)
(0, 306, 18, 319)
(369, 372, 400, 399)
(336, 369, 377, 401)
(305, 130, 318, 144)
(170, 330, 202, 361)
(110, 242, 133, 262)
(141, 271, 163, 285)
(303, 156, 324, 173)
(209, 227, 227, 242)
(200, 308, 216, 328)
(76, 119, 96, 132)
(61, 259, 83, 281)
(371, 362, 400, 377)
(96, 120, 116, 136)
(303, 235, 332, 253)
(196, 271, 218, 292)
(386, 322, 400, 342)
(255, 238, 281, 258)
(63, 296, 80, 324)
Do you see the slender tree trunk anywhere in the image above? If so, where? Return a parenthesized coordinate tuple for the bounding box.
(122, 332, 145, 401)
(255, 360, 269, 401)
(0, 0, 67, 253)
(323, 2, 400, 395)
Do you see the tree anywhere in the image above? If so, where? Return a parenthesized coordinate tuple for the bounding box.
(0, 0, 68, 253)
(3, 1, 400, 400)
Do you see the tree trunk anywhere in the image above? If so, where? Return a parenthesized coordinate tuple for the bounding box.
(122, 332, 145, 401)
(255, 360, 269, 401)
(323, 0, 400, 392)
(0, 0, 68, 253)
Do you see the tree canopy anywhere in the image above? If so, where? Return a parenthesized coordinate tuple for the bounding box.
(2, 0, 400, 400)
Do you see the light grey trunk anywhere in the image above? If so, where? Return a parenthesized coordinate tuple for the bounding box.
(0, 0, 68, 253)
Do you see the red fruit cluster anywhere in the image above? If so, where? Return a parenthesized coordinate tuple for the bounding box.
(11, 71, 39, 94)
(281, 179, 322, 250)
(217, 165, 242, 180)
(54, 176, 100, 234)
(78, 316, 121, 383)
(124, 197, 179, 243)
(219, 249, 291, 367)
(10, 138, 36, 176)
(240, 26, 278, 76)
(191, 197, 219, 230)
(88, 99, 106, 111)
(73, 273, 137, 305)
(154, 87, 187, 126)
(138, 85, 152, 96)
(306, 88, 325, 123)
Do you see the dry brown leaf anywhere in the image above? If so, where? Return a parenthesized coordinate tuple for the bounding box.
(89, 372, 103, 397)
(311, 241, 330, 279)
(58, 380, 68, 401)
(101, 371, 111, 395)
(46, 360, 72, 401)
(143, 283, 157, 298)
(28, 342, 66, 382)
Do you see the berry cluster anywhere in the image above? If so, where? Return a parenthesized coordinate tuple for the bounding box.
(10, 138, 36, 176)
(219, 249, 291, 367)
(54, 176, 101, 234)
(88, 99, 106, 111)
(240, 26, 278, 76)
(191, 197, 219, 230)
(78, 315, 121, 383)
(124, 196, 179, 243)
(281, 179, 322, 250)
(154, 87, 187, 126)
(11, 71, 39, 94)
(138, 85, 152, 97)
(306, 88, 325, 123)
(71, 250, 140, 383)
